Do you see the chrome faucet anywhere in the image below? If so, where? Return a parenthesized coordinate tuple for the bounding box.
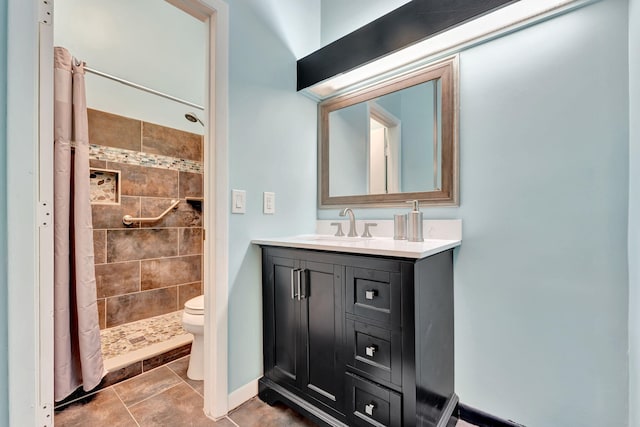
(339, 208, 358, 237)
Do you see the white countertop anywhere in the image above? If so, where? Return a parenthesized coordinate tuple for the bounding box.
(253, 219, 461, 259)
(251, 235, 460, 259)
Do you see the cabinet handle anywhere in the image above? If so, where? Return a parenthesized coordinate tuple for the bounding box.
(291, 269, 297, 300)
(364, 402, 376, 416)
(365, 345, 377, 357)
(296, 269, 303, 300)
(365, 289, 378, 300)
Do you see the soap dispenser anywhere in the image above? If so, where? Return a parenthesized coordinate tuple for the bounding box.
(407, 200, 423, 242)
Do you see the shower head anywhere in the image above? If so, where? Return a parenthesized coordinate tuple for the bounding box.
(185, 112, 204, 126)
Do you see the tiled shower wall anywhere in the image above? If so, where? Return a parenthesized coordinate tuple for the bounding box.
(88, 109, 204, 329)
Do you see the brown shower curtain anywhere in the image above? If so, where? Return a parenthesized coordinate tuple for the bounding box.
(53, 47, 105, 402)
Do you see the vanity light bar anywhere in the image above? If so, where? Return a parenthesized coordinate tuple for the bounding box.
(298, 0, 516, 93)
(304, 0, 597, 100)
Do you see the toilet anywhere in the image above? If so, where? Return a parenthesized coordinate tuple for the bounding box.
(182, 295, 205, 380)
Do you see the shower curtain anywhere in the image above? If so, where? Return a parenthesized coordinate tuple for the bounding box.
(53, 47, 105, 402)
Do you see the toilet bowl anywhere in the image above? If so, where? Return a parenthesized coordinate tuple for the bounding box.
(182, 295, 204, 380)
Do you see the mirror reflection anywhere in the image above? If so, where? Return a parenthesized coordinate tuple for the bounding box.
(319, 56, 458, 208)
(329, 79, 442, 197)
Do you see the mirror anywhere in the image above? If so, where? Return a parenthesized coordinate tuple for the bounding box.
(319, 56, 458, 208)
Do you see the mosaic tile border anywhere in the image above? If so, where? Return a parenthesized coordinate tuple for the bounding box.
(90, 144, 203, 174)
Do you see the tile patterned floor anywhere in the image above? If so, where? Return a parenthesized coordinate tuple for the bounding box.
(101, 311, 186, 360)
(55, 355, 476, 427)
(55, 356, 316, 427)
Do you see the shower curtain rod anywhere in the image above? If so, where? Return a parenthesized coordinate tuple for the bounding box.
(82, 64, 205, 111)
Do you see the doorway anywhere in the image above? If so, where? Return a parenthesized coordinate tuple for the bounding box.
(368, 101, 401, 194)
(37, 0, 229, 423)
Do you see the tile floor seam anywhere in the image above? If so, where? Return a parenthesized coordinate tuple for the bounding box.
(166, 358, 204, 398)
(225, 415, 241, 427)
(124, 380, 185, 410)
(112, 385, 142, 427)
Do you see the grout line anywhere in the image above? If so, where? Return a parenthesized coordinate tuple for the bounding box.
(102, 283, 189, 300)
(126, 379, 185, 410)
(177, 225, 181, 258)
(166, 358, 205, 398)
(113, 384, 142, 427)
(226, 415, 241, 427)
(102, 298, 107, 330)
(138, 253, 202, 262)
(103, 228, 108, 264)
(114, 362, 174, 387)
(96, 259, 142, 266)
(116, 226, 203, 231)
(178, 168, 180, 200)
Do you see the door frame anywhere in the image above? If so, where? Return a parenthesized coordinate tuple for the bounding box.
(31, 0, 229, 423)
(184, 0, 230, 419)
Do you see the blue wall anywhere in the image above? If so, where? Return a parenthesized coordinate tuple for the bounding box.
(329, 103, 368, 196)
(0, 0, 633, 424)
(628, 0, 640, 425)
(225, 0, 319, 392)
(319, 0, 629, 425)
(320, 0, 410, 46)
(400, 82, 435, 192)
(0, 0, 8, 423)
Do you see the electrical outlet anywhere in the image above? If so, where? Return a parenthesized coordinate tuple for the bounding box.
(264, 192, 275, 214)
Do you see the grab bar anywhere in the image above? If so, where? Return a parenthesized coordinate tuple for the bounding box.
(123, 199, 180, 225)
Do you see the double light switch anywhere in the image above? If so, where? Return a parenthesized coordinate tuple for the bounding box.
(231, 190, 276, 214)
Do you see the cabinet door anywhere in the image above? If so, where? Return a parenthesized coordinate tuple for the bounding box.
(263, 254, 301, 390)
(299, 259, 345, 413)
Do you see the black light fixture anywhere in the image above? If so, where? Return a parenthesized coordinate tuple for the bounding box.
(297, 0, 592, 99)
(297, 0, 518, 92)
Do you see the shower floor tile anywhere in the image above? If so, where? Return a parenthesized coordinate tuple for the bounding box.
(101, 310, 188, 360)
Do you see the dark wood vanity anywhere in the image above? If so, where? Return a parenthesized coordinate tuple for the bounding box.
(258, 245, 457, 427)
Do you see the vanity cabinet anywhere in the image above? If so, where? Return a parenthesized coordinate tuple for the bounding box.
(259, 246, 456, 427)
(262, 250, 346, 418)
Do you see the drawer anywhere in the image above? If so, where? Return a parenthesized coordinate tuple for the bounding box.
(346, 267, 401, 327)
(346, 320, 402, 387)
(345, 373, 402, 427)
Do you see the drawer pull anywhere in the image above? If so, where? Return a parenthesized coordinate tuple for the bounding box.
(365, 345, 377, 357)
(365, 289, 378, 300)
(364, 402, 376, 416)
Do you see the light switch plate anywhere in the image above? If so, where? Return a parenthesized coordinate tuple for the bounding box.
(263, 192, 275, 214)
(232, 189, 246, 214)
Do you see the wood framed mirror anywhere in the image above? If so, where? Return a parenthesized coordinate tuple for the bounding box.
(319, 55, 459, 208)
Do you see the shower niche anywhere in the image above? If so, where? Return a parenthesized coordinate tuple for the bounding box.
(90, 167, 121, 205)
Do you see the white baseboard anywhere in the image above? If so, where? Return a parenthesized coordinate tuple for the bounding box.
(228, 377, 260, 411)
